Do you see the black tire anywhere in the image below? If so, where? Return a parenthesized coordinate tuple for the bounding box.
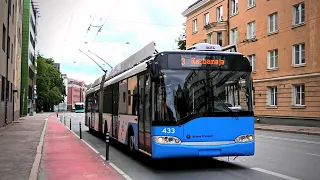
(128, 127, 135, 153)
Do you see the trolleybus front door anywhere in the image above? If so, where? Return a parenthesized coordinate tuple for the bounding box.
(138, 74, 152, 154)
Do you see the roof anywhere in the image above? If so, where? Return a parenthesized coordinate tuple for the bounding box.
(188, 0, 203, 9)
(182, 0, 216, 17)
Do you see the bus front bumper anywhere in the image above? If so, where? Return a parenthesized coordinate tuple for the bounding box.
(151, 141, 255, 159)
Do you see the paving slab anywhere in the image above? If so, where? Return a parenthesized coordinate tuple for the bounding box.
(0, 113, 48, 180)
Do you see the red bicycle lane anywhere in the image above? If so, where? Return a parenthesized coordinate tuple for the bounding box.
(40, 114, 125, 180)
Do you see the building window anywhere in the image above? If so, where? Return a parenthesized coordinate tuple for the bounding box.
(247, 21, 255, 39)
(293, 84, 305, 106)
(10, 83, 12, 102)
(18, 28, 20, 44)
(231, 28, 238, 44)
(12, 4, 15, 24)
(8, 36, 10, 59)
(8, 0, 11, 15)
(11, 43, 13, 63)
(192, 19, 197, 33)
(252, 87, 255, 105)
(231, 0, 238, 15)
(268, 49, 278, 69)
(293, 43, 305, 65)
(204, 13, 209, 26)
(207, 33, 212, 44)
(267, 86, 277, 106)
(217, 32, 222, 46)
(216, 6, 223, 21)
(1, 76, 4, 101)
(293, 2, 305, 25)
(268, 12, 278, 33)
(248, 0, 255, 8)
(2, 24, 5, 52)
(248, 54, 256, 72)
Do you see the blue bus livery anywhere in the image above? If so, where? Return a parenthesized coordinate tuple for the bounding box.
(85, 42, 255, 159)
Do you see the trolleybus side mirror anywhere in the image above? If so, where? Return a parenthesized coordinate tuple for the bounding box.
(150, 61, 160, 80)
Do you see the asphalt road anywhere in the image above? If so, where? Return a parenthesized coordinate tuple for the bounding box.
(60, 113, 320, 180)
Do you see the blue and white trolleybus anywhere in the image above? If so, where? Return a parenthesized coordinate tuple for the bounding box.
(85, 42, 255, 159)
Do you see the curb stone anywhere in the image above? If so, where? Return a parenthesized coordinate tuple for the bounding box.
(255, 127, 320, 136)
(28, 115, 49, 180)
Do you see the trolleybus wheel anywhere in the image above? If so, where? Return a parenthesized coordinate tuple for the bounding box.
(128, 126, 135, 153)
(129, 135, 135, 152)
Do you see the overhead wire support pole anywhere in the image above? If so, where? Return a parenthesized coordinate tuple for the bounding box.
(78, 49, 107, 73)
(87, 50, 113, 69)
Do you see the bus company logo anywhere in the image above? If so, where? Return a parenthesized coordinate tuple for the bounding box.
(186, 134, 191, 139)
(186, 134, 214, 139)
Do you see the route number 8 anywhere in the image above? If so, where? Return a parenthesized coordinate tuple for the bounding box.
(162, 128, 175, 134)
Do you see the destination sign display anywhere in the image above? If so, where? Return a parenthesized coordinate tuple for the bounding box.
(164, 53, 251, 71)
(180, 54, 227, 68)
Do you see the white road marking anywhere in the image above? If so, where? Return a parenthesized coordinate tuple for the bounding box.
(81, 139, 100, 154)
(100, 155, 106, 160)
(256, 135, 320, 145)
(109, 160, 134, 180)
(251, 168, 301, 180)
(68, 128, 100, 154)
(305, 153, 320, 157)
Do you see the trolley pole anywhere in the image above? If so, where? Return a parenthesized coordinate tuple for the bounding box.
(105, 120, 109, 162)
(79, 122, 82, 139)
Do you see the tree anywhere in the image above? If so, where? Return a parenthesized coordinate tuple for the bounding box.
(175, 23, 186, 50)
(36, 55, 66, 112)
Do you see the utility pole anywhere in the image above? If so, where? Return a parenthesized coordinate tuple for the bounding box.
(78, 49, 107, 73)
(87, 50, 113, 69)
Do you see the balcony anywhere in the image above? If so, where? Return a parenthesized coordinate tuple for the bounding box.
(204, 21, 228, 30)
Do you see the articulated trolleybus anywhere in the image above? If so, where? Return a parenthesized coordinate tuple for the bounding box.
(85, 42, 254, 159)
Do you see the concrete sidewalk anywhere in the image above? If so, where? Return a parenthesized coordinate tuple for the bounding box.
(0, 113, 49, 180)
(255, 124, 320, 136)
(38, 114, 124, 180)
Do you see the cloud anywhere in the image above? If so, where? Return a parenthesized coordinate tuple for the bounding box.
(37, 0, 195, 84)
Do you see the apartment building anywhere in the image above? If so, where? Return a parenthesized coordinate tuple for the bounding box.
(182, 0, 229, 48)
(20, 0, 38, 117)
(67, 78, 86, 111)
(0, 0, 23, 127)
(182, 0, 320, 126)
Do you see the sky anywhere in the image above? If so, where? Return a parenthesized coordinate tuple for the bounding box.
(37, 0, 195, 85)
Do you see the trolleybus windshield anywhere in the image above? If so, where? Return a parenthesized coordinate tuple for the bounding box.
(153, 52, 253, 125)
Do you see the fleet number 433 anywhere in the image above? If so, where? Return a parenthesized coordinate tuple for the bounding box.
(162, 128, 175, 134)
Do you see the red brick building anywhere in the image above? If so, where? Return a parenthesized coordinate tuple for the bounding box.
(67, 78, 86, 111)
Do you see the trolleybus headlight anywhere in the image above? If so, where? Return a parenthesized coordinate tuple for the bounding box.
(235, 134, 254, 143)
(153, 136, 181, 144)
